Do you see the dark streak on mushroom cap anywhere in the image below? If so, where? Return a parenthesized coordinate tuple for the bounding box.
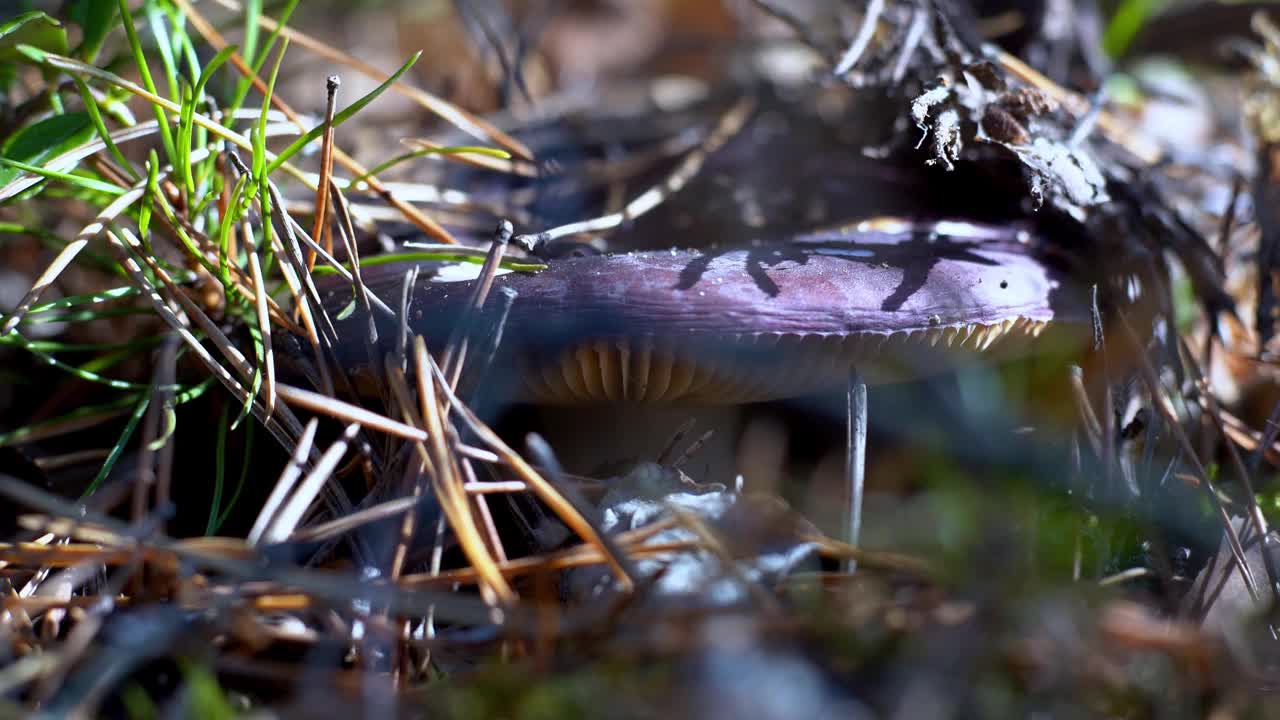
(328, 226, 1091, 405)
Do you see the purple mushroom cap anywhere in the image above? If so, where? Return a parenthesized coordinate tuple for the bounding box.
(335, 224, 1091, 405)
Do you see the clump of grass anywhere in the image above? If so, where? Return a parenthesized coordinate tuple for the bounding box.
(0, 0, 615, 711)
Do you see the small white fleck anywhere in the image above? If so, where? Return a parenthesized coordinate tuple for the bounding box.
(431, 263, 513, 283)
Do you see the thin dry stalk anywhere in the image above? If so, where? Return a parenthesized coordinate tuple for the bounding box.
(670, 429, 717, 470)
(442, 220, 513, 388)
(1223, 409, 1280, 467)
(401, 541, 697, 588)
(249, 419, 320, 545)
(32, 450, 111, 473)
(172, 0, 462, 243)
(402, 138, 537, 177)
(993, 50, 1162, 164)
(286, 501, 433, 544)
(464, 481, 527, 494)
(412, 336, 515, 605)
(103, 229, 311, 459)
(664, 502, 782, 614)
(248, 249, 277, 420)
(460, 457, 508, 564)
(262, 423, 361, 543)
(132, 335, 180, 526)
(833, 0, 887, 77)
(383, 360, 433, 580)
(1177, 338, 1280, 599)
(1116, 312, 1261, 601)
(422, 349, 634, 591)
(396, 266, 421, 364)
(0, 185, 146, 334)
(1069, 365, 1103, 456)
(205, 0, 534, 160)
(275, 384, 426, 443)
(0, 407, 130, 448)
(515, 97, 757, 250)
(656, 418, 699, 466)
(326, 179, 380, 348)
(310, 76, 341, 268)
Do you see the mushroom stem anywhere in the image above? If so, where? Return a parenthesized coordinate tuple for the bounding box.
(846, 369, 868, 571)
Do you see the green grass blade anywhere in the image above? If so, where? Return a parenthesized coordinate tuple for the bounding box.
(72, 77, 140, 182)
(11, 332, 159, 391)
(0, 156, 124, 196)
(241, 0, 261, 71)
(116, 0, 176, 165)
(265, 50, 421, 175)
(82, 393, 150, 498)
(253, 39, 288, 275)
(206, 402, 230, 535)
(0, 334, 164, 354)
(0, 395, 136, 447)
(352, 145, 511, 186)
(310, 249, 546, 277)
(177, 45, 237, 193)
(28, 286, 139, 313)
(1103, 0, 1166, 58)
(213, 417, 255, 533)
(230, 0, 299, 112)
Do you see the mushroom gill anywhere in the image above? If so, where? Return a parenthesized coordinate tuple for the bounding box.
(519, 318, 1057, 405)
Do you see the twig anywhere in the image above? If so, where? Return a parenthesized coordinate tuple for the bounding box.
(1178, 337, 1280, 602)
(833, 0, 887, 77)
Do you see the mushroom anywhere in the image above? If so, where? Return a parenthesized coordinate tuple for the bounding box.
(318, 219, 1092, 547)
